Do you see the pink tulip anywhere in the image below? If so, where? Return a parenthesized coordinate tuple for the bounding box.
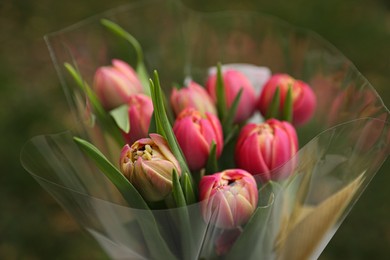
(257, 73, 316, 125)
(206, 69, 257, 123)
(235, 119, 298, 182)
(170, 81, 217, 117)
(199, 169, 258, 229)
(94, 59, 143, 110)
(120, 134, 181, 201)
(173, 108, 223, 171)
(122, 94, 153, 145)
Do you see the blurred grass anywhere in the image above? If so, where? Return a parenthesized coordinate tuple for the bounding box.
(0, 0, 389, 259)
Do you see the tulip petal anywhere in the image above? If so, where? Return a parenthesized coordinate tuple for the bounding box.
(236, 133, 270, 180)
(149, 133, 181, 173)
(174, 117, 210, 171)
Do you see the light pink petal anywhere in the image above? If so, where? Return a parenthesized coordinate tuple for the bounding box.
(149, 134, 181, 174)
(112, 59, 143, 92)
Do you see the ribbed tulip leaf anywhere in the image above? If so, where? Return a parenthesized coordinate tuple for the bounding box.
(223, 88, 242, 129)
(205, 142, 218, 174)
(216, 62, 227, 120)
(172, 169, 187, 207)
(64, 63, 124, 145)
(148, 111, 157, 134)
(73, 136, 177, 260)
(109, 104, 130, 133)
(149, 70, 196, 205)
(223, 124, 239, 147)
(182, 173, 196, 204)
(149, 79, 165, 136)
(222, 88, 242, 144)
(266, 86, 281, 119)
(172, 169, 194, 259)
(100, 19, 150, 95)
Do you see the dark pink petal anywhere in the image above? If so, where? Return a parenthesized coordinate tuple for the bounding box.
(173, 117, 210, 171)
(235, 133, 270, 180)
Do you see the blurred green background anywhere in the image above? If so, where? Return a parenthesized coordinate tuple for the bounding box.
(0, 0, 389, 259)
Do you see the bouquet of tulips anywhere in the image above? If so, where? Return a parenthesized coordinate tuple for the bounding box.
(21, 1, 389, 259)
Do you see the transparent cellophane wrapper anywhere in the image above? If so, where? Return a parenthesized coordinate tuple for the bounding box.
(20, 0, 390, 259)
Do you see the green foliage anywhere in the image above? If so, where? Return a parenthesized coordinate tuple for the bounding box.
(109, 104, 130, 133)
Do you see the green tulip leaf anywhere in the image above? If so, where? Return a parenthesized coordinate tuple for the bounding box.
(205, 142, 218, 175)
(216, 62, 227, 120)
(182, 172, 197, 204)
(222, 87, 243, 142)
(172, 169, 186, 207)
(224, 87, 242, 126)
(223, 124, 239, 147)
(109, 104, 130, 133)
(172, 169, 195, 259)
(148, 111, 157, 134)
(266, 86, 281, 119)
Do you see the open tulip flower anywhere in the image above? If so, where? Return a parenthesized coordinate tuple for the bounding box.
(257, 73, 317, 125)
(170, 81, 217, 117)
(199, 169, 258, 229)
(123, 94, 153, 145)
(120, 134, 181, 202)
(93, 59, 143, 110)
(206, 69, 257, 123)
(173, 108, 223, 171)
(235, 119, 298, 182)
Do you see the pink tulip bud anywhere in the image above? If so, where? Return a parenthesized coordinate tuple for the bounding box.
(170, 81, 217, 117)
(94, 59, 143, 110)
(199, 169, 258, 229)
(257, 73, 316, 125)
(235, 119, 298, 182)
(173, 108, 223, 171)
(206, 69, 257, 123)
(120, 134, 181, 201)
(122, 94, 153, 145)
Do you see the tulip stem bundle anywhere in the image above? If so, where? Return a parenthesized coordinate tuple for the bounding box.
(66, 19, 319, 258)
